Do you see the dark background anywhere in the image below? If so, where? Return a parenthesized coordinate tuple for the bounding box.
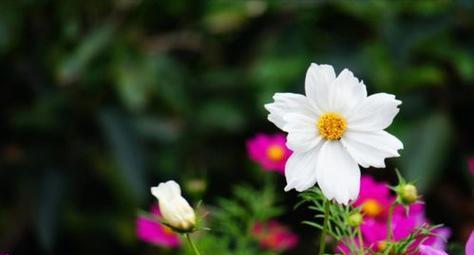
(1, 0, 473, 254)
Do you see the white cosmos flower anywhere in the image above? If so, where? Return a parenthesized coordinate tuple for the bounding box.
(265, 63, 403, 204)
(151, 180, 196, 232)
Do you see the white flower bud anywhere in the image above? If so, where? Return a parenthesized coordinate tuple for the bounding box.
(151, 180, 196, 232)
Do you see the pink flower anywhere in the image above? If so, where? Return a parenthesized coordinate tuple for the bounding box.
(136, 204, 181, 248)
(335, 237, 362, 254)
(337, 207, 449, 254)
(353, 176, 394, 219)
(468, 157, 474, 176)
(359, 205, 449, 253)
(419, 245, 448, 255)
(339, 176, 450, 254)
(391, 204, 426, 240)
(424, 227, 451, 251)
(247, 133, 292, 174)
(467, 231, 474, 255)
(252, 220, 299, 252)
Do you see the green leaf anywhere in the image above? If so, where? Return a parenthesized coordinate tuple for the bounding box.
(98, 108, 146, 204)
(0, 3, 21, 54)
(251, 55, 309, 110)
(197, 101, 245, 132)
(113, 54, 157, 112)
(398, 112, 452, 192)
(57, 23, 115, 84)
(35, 169, 65, 251)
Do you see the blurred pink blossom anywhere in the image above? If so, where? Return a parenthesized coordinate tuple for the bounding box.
(247, 133, 291, 174)
(252, 220, 299, 252)
(136, 204, 181, 248)
(467, 231, 474, 255)
(426, 227, 451, 251)
(468, 157, 474, 176)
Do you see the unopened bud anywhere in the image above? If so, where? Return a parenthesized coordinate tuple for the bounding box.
(151, 180, 196, 232)
(398, 184, 418, 205)
(348, 212, 363, 227)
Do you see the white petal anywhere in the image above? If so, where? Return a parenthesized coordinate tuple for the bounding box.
(305, 63, 336, 112)
(329, 69, 367, 114)
(347, 93, 401, 131)
(341, 130, 403, 168)
(316, 141, 360, 205)
(151, 180, 196, 231)
(151, 180, 181, 201)
(284, 145, 322, 192)
(264, 93, 317, 130)
(283, 113, 322, 152)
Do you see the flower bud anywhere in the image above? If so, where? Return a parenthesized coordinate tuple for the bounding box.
(398, 184, 418, 205)
(151, 180, 196, 232)
(347, 212, 363, 227)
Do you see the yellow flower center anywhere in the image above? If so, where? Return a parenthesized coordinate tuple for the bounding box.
(362, 199, 382, 217)
(267, 145, 284, 161)
(377, 241, 387, 251)
(317, 112, 347, 140)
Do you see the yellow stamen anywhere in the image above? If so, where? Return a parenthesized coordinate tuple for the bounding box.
(317, 112, 347, 140)
(267, 145, 284, 161)
(362, 199, 382, 217)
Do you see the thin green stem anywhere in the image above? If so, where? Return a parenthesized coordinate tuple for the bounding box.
(185, 233, 202, 255)
(386, 204, 395, 241)
(357, 227, 364, 255)
(319, 200, 330, 255)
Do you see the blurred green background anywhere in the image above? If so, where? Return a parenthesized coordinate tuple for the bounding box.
(1, 0, 473, 254)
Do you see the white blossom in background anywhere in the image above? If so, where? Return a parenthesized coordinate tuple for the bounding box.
(265, 63, 403, 204)
(151, 180, 196, 232)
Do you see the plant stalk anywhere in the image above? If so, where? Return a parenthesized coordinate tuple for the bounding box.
(319, 200, 330, 255)
(185, 233, 202, 255)
(386, 204, 395, 241)
(357, 227, 364, 255)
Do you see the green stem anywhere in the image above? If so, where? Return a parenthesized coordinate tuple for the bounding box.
(185, 233, 202, 255)
(319, 200, 330, 255)
(386, 204, 395, 242)
(357, 227, 364, 255)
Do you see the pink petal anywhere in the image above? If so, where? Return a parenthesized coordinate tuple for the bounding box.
(136, 216, 181, 248)
(467, 231, 474, 255)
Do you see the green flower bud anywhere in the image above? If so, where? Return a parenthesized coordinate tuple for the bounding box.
(398, 184, 418, 205)
(348, 212, 363, 227)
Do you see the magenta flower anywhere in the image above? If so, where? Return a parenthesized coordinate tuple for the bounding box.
(419, 245, 448, 255)
(335, 237, 360, 254)
(359, 205, 449, 253)
(423, 226, 451, 251)
(252, 220, 299, 252)
(467, 231, 474, 255)
(353, 176, 394, 219)
(247, 133, 292, 174)
(391, 204, 426, 240)
(136, 204, 181, 248)
(337, 176, 450, 254)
